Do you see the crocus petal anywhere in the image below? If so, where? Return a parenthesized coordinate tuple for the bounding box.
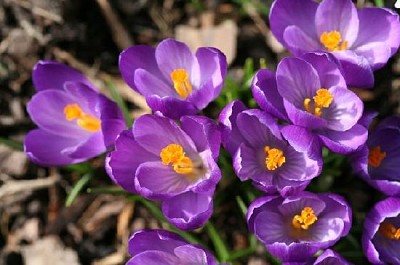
(332, 51, 374, 88)
(119, 45, 166, 92)
(218, 100, 247, 155)
(283, 25, 321, 55)
(174, 245, 209, 264)
(315, 0, 359, 47)
(105, 130, 156, 193)
(317, 124, 367, 154)
(314, 249, 350, 265)
(254, 211, 289, 244)
(301, 53, 347, 89)
(354, 42, 392, 71)
(280, 125, 322, 160)
(353, 7, 400, 69)
(234, 143, 272, 183)
(251, 69, 287, 121)
(132, 114, 196, 156)
(67, 131, 105, 159)
(27, 90, 89, 139)
(180, 115, 220, 160)
(266, 242, 321, 263)
(135, 161, 193, 200)
(134, 69, 175, 97)
(127, 251, 178, 265)
(146, 95, 198, 120)
(323, 86, 363, 131)
(128, 230, 185, 255)
(24, 129, 84, 166)
(162, 191, 213, 230)
(190, 47, 227, 109)
(155, 39, 201, 87)
(309, 218, 344, 244)
(32, 61, 92, 91)
(269, 0, 318, 46)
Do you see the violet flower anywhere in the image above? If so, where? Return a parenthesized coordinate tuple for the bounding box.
(106, 114, 221, 230)
(252, 53, 366, 157)
(127, 229, 219, 265)
(269, 0, 400, 88)
(119, 38, 227, 119)
(219, 100, 321, 196)
(350, 115, 400, 196)
(247, 192, 352, 262)
(362, 197, 400, 264)
(24, 61, 126, 166)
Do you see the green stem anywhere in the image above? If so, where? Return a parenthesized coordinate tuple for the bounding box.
(0, 137, 23, 151)
(205, 222, 230, 262)
(87, 186, 128, 195)
(374, 0, 384, 7)
(106, 79, 133, 127)
(65, 173, 92, 207)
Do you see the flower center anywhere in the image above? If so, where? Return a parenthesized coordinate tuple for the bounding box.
(320, 31, 348, 52)
(264, 146, 286, 171)
(368, 146, 386, 168)
(379, 222, 400, 240)
(171, 69, 193, 99)
(292, 207, 318, 230)
(64, 104, 101, 132)
(304, 88, 333, 117)
(160, 144, 194, 174)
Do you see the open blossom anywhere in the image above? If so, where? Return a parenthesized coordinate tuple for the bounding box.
(219, 100, 321, 196)
(252, 53, 366, 157)
(362, 197, 400, 264)
(119, 38, 227, 119)
(247, 192, 351, 262)
(106, 114, 221, 230)
(350, 115, 400, 196)
(127, 229, 220, 265)
(269, 0, 400, 88)
(24, 61, 125, 166)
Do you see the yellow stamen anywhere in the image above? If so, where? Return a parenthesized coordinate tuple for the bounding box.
(379, 222, 400, 240)
(368, 146, 386, 168)
(292, 207, 318, 230)
(160, 144, 194, 175)
(320, 31, 348, 52)
(304, 88, 333, 117)
(171, 69, 193, 99)
(264, 146, 286, 171)
(64, 104, 101, 132)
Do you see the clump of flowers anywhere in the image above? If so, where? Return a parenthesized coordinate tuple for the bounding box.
(21, 0, 400, 264)
(269, 0, 400, 88)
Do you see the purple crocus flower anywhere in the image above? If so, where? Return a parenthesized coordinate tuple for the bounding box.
(362, 197, 400, 264)
(247, 192, 352, 262)
(269, 0, 400, 88)
(252, 53, 367, 157)
(350, 115, 400, 196)
(24, 61, 126, 166)
(106, 113, 221, 230)
(219, 100, 321, 196)
(284, 249, 351, 265)
(127, 229, 219, 265)
(119, 38, 227, 119)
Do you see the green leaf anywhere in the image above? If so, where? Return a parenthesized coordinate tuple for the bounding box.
(65, 173, 92, 207)
(205, 222, 230, 262)
(106, 80, 133, 127)
(0, 137, 23, 151)
(374, 0, 384, 7)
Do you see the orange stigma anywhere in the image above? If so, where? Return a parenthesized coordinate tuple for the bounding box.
(264, 146, 286, 171)
(64, 104, 101, 132)
(304, 88, 333, 117)
(379, 222, 400, 240)
(368, 146, 386, 168)
(320, 31, 348, 52)
(171, 69, 193, 99)
(292, 207, 318, 230)
(160, 144, 194, 174)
